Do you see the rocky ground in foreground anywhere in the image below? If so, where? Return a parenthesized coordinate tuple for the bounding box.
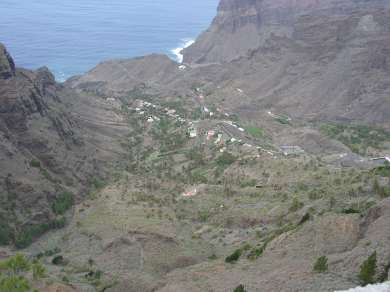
(1, 88, 389, 291)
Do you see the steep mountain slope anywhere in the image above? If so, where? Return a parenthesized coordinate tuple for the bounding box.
(1, 0, 390, 291)
(183, 0, 390, 64)
(181, 0, 390, 125)
(72, 0, 390, 126)
(0, 44, 130, 247)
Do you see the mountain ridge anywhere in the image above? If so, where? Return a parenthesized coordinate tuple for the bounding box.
(0, 44, 130, 247)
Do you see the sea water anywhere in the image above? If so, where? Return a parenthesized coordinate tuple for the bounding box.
(0, 0, 218, 81)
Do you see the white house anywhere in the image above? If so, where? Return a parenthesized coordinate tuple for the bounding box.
(280, 146, 305, 156)
(189, 127, 197, 138)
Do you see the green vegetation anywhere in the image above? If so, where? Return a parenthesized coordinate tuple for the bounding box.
(52, 255, 66, 266)
(372, 177, 390, 199)
(373, 165, 390, 178)
(320, 123, 390, 154)
(245, 126, 264, 138)
(275, 116, 291, 125)
(233, 284, 247, 292)
(0, 254, 46, 292)
(29, 159, 41, 168)
(91, 178, 107, 190)
(289, 197, 304, 212)
(379, 187, 390, 199)
(247, 246, 265, 260)
(341, 207, 360, 214)
(225, 249, 242, 263)
(32, 262, 46, 280)
(189, 170, 208, 184)
(216, 152, 237, 167)
(0, 222, 12, 246)
(359, 251, 377, 286)
(15, 218, 66, 249)
(313, 256, 328, 273)
(240, 179, 257, 188)
(52, 192, 74, 215)
(14, 232, 33, 250)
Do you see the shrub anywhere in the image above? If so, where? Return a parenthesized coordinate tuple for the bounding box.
(0, 275, 31, 292)
(247, 246, 265, 260)
(313, 256, 328, 273)
(14, 231, 33, 249)
(198, 210, 210, 223)
(189, 170, 208, 184)
(275, 116, 291, 125)
(379, 187, 390, 199)
(0, 223, 12, 246)
(341, 208, 360, 214)
(216, 152, 237, 167)
(52, 255, 65, 266)
(15, 218, 66, 249)
(359, 251, 377, 286)
(225, 249, 242, 263)
(52, 192, 74, 215)
(373, 166, 390, 178)
(32, 261, 46, 280)
(1, 254, 30, 273)
(91, 178, 106, 190)
(0, 254, 48, 292)
(233, 284, 247, 292)
(289, 198, 304, 212)
(320, 123, 390, 155)
(30, 159, 41, 168)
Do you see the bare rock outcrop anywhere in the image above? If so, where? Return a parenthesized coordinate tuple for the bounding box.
(179, 0, 390, 125)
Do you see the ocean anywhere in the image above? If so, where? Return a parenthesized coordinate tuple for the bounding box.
(0, 0, 218, 81)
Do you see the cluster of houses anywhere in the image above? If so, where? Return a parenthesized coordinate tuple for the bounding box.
(280, 146, 305, 156)
(128, 98, 306, 159)
(131, 99, 187, 125)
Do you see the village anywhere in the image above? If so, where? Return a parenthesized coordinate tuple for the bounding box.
(120, 97, 307, 157)
(106, 94, 390, 172)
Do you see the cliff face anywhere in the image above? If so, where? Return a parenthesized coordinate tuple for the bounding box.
(0, 44, 129, 246)
(183, 0, 390, 64)
(178, 0, 390, 125)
